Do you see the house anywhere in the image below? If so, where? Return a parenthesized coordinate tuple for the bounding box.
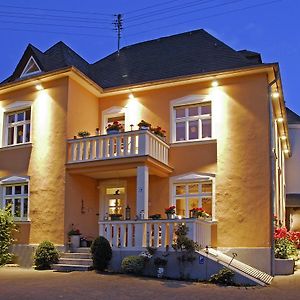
(0, 29, 289, 276)
(285, 108, 300, 231)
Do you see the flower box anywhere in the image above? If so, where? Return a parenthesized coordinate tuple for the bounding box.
(274, 258, 295, 275)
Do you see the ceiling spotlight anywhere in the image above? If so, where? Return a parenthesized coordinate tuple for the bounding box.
(35, 84, 43, 91)
(277, 117, 284, 123)
(272, 91, 280, 99)
(211, 80, 219, 87)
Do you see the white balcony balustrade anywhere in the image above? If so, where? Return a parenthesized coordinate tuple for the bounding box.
(68, 130, 169, 165)
(98, 218, 214, 251)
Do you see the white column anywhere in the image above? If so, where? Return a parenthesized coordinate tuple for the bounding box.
(136, 165, 149, 218)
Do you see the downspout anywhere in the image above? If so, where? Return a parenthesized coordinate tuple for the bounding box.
(268, 76, 277, 276)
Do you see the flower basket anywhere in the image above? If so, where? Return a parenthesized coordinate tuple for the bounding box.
(109, 214, 122, 221)
(138, 120, 151, 130)
(106, 121, 123, 134)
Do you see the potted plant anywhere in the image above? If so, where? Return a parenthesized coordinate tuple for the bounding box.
(77, 130, 90, 138)
(190, 207, 210, 219)
(151, 126, 166, 140)
(149, 214, 161, 220)
(165, 206, 176, 219)
(106, 121, 123, 134)
(109, 213, 123, 221)
(138, 120, 151, 130)
(274, 226, 299, 275)
(68, 226, 81, 249)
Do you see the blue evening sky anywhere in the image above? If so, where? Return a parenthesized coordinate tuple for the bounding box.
(0, 0, 299, 113)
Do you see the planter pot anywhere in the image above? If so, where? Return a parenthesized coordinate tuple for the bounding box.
(166, 213, 175, 219)
(107, 129, 120, 135)
(139, 126, 150, 130)
(274, 258, 295, 275)
(70, 235, 81, 249)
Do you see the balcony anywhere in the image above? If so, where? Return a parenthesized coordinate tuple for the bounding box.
(67, 130, 169, 166)
(98, 218, 216, 251)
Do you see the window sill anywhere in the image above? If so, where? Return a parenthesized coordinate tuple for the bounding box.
(0, 143, 32, 151)
(170, 139, 217, 147)
(14, 220, 31, 224)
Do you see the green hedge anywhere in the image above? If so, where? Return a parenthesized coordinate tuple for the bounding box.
(91, 236, 112, 271)
(34, 241, 59, 270)
(0, 207, 16, 266)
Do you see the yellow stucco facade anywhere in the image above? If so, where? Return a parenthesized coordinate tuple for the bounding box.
(0, 63, 288, 273)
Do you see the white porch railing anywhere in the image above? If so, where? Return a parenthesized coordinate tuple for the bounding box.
(98, 219, 214, 251)
(68, 130, 169, 165)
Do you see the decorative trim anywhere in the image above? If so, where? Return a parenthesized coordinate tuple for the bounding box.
(20, 56, 41, 78)
(170, 139, 217, 147)
(2, 101, 33, 112)
(0, 175, 30, 184)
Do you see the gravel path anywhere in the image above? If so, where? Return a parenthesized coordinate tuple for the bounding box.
(0, 265, 299, 300)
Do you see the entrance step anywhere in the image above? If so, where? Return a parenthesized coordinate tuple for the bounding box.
(52, 264, 93, 272)
(52, 249, 93, 272)
(198, 248, 273, 286)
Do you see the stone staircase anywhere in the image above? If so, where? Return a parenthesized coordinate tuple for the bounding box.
(52, 247, 93, 272)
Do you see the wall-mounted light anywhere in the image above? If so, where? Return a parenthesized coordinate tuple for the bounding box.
(280, 135, 287, 140)
(129, 93, 135, 100)
(283, 149, 289, 154)
(277, 117, 284, 123)
(35, 84, 43, 91)
(211, 80, 219, 87)
(272, 91, 280, 99)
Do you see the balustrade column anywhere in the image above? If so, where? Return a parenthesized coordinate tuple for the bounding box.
(136, 165, 149, 219)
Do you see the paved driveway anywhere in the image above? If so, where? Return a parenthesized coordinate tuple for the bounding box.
(0, 266, 299, 300)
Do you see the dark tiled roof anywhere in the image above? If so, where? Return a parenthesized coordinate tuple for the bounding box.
(1, 29, 263, 88)
(90, 29, 261, 88)
(238, 50, 262, 64)
(286, 107, 300, 124)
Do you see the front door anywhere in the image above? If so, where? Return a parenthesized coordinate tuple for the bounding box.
(101, 186, 126, 220)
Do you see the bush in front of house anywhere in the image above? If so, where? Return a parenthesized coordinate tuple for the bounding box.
(209, 267, 235, 286)
(121, 255, 146, 274)
(0, 207, 17, 266)
(34, 240, 59, 270)
(91, 236, 112, 271)
(274, 237, 298, 259)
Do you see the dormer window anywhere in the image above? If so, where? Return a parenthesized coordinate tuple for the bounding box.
(20, 56, 41, 78)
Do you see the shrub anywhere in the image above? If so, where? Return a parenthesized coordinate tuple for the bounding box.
(154, 257, 168, 267)
(275, 238, 298, 259)
(91, 236, 112, 271)
(121, 255, 145, 274)
(34, 241, 59, 270)
(209, 267, 235, 286)
(0, 207, 17, 266)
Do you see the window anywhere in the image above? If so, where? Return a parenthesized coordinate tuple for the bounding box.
(5, 108, 31, 146)
(174, 102, 212, 142)
(20, 56, 41, 78)
(2, 182, 29, 220)
(106, 115, 125, 133)
(174, 181, 212, 218)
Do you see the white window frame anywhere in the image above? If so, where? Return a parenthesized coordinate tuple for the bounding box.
(169, 172, 216, 220)
(20, 56, 41, 78)
(170, 95, 213, 143)
(1, 101, 33, 147)
(0, 176, 30, 221)
(102, 106, 127, 134)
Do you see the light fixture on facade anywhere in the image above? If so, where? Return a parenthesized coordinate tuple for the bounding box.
(211, 80, 219, 87)
(284, 149, 289, 154)
(272, 91, 280, 99)
(35, 84, 43, 91)
(277, 117, 284, 123)
(280, 135, 287, 140)
(129, 93, 135, 100)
